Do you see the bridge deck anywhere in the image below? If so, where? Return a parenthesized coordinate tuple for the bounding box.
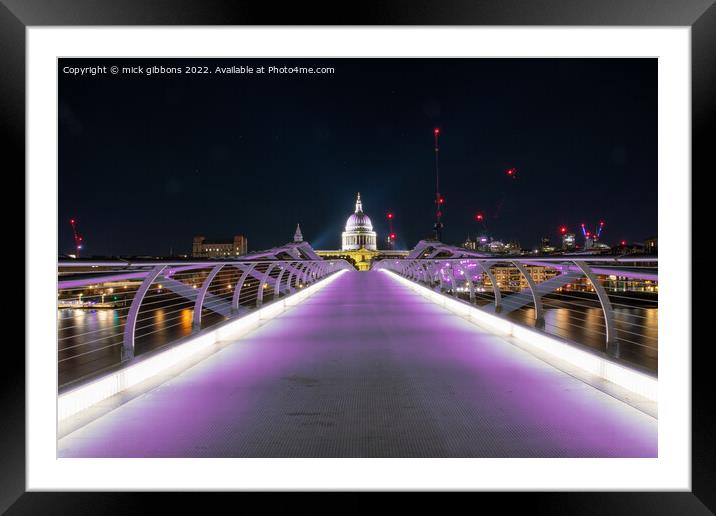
(59, 270, 656, 457)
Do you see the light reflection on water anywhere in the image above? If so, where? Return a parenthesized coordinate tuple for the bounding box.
(58, 307, 196, 386)
(58, 301, 658, 386)
(507, 306, 658, 371)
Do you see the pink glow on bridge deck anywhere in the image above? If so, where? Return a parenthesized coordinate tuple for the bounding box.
(59, 271, 656, 458)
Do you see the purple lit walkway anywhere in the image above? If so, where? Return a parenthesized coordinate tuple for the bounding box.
(59, 270, 657, 457)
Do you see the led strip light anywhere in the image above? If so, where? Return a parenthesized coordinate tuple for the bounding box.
(381, 269, 657, 404)
(58, 269, 349, 423)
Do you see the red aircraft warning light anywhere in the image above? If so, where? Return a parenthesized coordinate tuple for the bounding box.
(69, 218, 83, 258)
(475, 213, 484, 222)
(560, 226, 567, 234)
(434, 127, 440, 135)
(387, 212, 396, 244)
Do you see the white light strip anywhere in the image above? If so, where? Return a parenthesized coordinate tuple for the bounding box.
(381, 269, 658, 403)
(58, 269, 349, 423)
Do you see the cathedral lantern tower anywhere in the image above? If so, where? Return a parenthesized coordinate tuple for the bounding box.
(341, 192, 377, 251)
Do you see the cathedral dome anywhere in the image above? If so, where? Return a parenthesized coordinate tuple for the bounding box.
(341, 193, 377, 251)
(346, 213, 373, 233)
(345, 193, 373, 232)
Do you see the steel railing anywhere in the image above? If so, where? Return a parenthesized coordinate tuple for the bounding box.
(57, 258, 352, 387)
(374, 256, 658, 371)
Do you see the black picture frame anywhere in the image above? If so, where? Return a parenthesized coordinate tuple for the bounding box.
(5, 0, 712, 512)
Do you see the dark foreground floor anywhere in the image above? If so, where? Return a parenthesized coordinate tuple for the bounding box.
(59, 270, 656, 457)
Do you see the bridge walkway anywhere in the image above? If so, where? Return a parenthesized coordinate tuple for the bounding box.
(59, 270, 656, 457)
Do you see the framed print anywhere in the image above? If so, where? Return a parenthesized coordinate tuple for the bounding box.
(5, 0, 713, 511)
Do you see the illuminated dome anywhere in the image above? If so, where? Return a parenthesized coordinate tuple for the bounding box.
(342, 193, 377, 251)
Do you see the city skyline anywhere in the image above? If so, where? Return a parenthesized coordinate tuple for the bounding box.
(59, 58, 657, 256)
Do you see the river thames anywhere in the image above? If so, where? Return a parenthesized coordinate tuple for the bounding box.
(58, 301, 657, 387)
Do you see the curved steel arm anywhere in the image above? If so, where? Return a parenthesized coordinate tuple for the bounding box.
(403, 262, 414, 279)
(511, 261, 544, 323)
(315, 262, 324, 280)
(421, 262, 433, 288)
(419, 262, 431, 285)
(299, 262, 312, 286)
(408, 262, 419, 282)
(306, 263, 318, 283)
(281, 261, 310, 292)
(231, 263, 257, 312)
(297, 263, 308, 286)
(275, 265, 288, 298)
(477, 260, 502, 311)
(286, 262, 300, 293)
(296, 262, 310, 287)
(448, 264, 459, 298)
(573, 260, 619, 354)
(257, 264, 278, 306)
(122, 265, 166, 361)
(427, 262, 439, 291)
(408, 262, 420, 281)
(435, 263, 448, 292)
(193, 264, 224, 330)
(455, 263, 475, 302)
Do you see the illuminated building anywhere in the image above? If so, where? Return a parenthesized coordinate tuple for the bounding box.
(562, 232, 576, 250)
(475, 235, 491, 252)
(644, 236, 657, 254)
(294, 224, 303, 243)
(489, 241, 506, 253)
(341, 192, 377, 251)
(584, 238, 611, 252)
(192, 235, 247, 258)
(463, 235, 508, 253)
(483, 265, 559, 293)
(504, 242, 521, 254)
(316, 192, 407, 271)
(540, 237, 556, 254)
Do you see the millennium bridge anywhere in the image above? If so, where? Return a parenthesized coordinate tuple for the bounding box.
(57, 240, 657, 457)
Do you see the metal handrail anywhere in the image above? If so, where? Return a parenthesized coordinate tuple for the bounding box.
(57, 257, 352, 386)
(374, 256, 658, 363)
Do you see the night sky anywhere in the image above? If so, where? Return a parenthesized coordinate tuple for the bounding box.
(58, 58, 656, 256)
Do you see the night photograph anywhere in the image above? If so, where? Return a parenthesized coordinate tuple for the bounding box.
(56, 57, 658, 459)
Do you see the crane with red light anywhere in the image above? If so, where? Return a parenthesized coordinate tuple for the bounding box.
(69, 218, 83, 258)
(475, 211, 487, 231)
(493, 167, 518, 219)
(580, 221, 605, 241)
(386, 211, 396, 250)
(432, 127, 444, 242)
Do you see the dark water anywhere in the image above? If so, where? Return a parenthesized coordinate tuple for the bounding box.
(506, 305, 657, 372)
(58, 307, 225, 387)
(58, 296, 658, 387)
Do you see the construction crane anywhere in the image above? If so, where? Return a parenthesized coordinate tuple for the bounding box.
(70, 218, 83, 258)
(433, 127, 444, 241)
(386, 212, 396, 250)
(580, 221, 606, 242)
